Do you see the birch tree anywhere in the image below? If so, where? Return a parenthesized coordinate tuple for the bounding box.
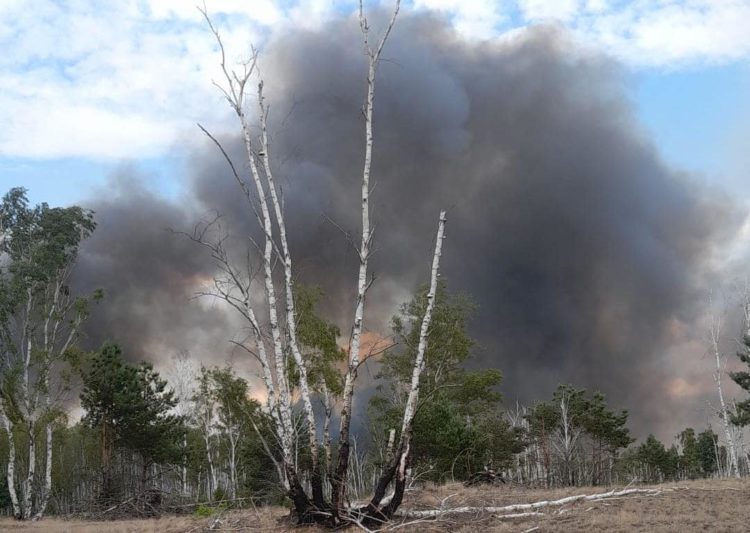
(190, 0, 453, 525)
(554, 388, 583, 486)
(706, 296, 740, 478)
(209, 366, 257, 500)
(0, 188, 98, 520)
(194, 366, 218, 499)
(330, 2, 401, 518)
(521, 386, 631, 487)
(167, 352, 196, 496)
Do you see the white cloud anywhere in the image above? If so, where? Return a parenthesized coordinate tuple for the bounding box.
(1, 0, 750, 161)
(518, 0, 583, 22)
(0, 0, 282, 160)
(144, 0, 284, 24)
(413, 0, 506, 39)
(517, 0, 750, 67)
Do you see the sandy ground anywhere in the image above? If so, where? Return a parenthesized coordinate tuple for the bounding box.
(0, 478, 747, 532)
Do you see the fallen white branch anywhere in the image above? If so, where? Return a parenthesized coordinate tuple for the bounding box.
(493, 512, 546, 519)
(375, 511, 545, 533)
(398, 487, 666, 518)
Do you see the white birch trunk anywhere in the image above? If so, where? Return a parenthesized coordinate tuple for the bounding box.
(554, 393, 580, 485)
(229, 432, 238, 500)
(336, 12, 401, 504)
(22, 421, 35, 519)
(33, 422, 52, 520)
(386, 428, 396, 459)
(709, 311, 740, 478)
(19, 295, 35, 519)
(198, 11, 297, 472)
(203, 427, 216, 499)
(397, 211, 447, 475)
(322, 383, 333, 477)
(237, 113, 298, 471)
(732, 401, 747, 475)
(2, 413, 21, 518)
(257, 84, 320, 479)
(338, 56, 378, 444)
(243, 302, 293, 465)
(182, 433, 188, 496)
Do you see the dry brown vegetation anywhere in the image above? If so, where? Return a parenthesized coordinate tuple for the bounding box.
(400, 478, 749, 532)
(0, 478, 747, 532)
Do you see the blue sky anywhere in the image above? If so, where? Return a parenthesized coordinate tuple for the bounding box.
(636, 63, 750, 192)
(1, 0, 750, 207)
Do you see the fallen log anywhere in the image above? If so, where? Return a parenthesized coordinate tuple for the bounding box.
(398, 487, 665, 518)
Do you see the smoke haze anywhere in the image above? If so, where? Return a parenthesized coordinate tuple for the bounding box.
(73, 12, 745, 440)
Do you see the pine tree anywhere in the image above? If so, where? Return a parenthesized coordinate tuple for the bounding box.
(730, 335, 750, 426)
(678, 428, 700, 479)
(696, 428, 720, 477)
(80, 344, 182, 505)
(638, 435, 676, 482)
(369, 283, 522, 481)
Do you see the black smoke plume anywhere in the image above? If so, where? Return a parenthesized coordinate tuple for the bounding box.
(73, 12, 743, 439)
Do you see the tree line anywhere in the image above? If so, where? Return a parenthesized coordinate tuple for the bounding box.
(3, 1, 750, 526)
(0, 186, 748, 521)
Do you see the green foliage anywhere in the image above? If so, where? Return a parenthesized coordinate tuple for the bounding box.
(195, 501, 227, 517)
(370, 282, 522, 480)
(678, 428, 700, 478)
(80, 343, 184, 466)
(291, 284, 346, 395)
(0, 188, 100, 515)
(527, 385, 632, 452)
(638, 434, 678, 482)
(621, 427, 723, 483)
(581, 392, 633, 450)
(0, 187, 95, 285)
(730, 335, 750, 426)
(191, 365, 280, 501)
(194, 504, 215, 517)
(526, 385, 632, 485)
(0, 187, 98, 345)
(696, 428, 720, 476)
(209, 366, 260, 438)
(0, 188, 100, 420)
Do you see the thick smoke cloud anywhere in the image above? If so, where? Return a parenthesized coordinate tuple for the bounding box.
(75, 175, 227, 360)
(74, 13, 742, 439)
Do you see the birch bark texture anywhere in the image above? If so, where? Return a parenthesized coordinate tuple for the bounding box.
(363, 211, 446, 522)
(331, 1, 401, 516)
(192, 1, 452, 524)
(198, 6, 319, 510)
(707, 298, 740, 478)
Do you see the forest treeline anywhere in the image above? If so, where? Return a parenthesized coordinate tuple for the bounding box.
(1, 187, 749, 520)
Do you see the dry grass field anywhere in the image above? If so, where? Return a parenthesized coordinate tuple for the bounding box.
(0, 478, 747, 532)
